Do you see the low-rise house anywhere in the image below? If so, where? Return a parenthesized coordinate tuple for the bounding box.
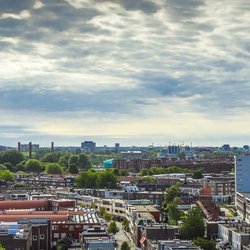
(218, 221, 250, 250)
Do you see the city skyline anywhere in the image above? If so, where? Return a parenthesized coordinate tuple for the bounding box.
(0, 0, 250, 147)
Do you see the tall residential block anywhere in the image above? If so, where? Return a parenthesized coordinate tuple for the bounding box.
(235, 155, 250, 193)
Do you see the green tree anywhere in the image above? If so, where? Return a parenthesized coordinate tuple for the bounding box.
(0, 170, 14, 182)
(14, 161, 26, 172)
(119, 169, 128, 176)
(3, 162, 13, 172)
(41, 152, 61, 163)
(97, 171, 117, 189)
(68, 155, 79, 166)
(0, 165, 7, 170)
(140, 168, 149, 176)
(227, 195, 232, 204)
(76, 172, 97, 189)
(0, 242, 6, 250)
(192, 170, 204, 179)
(164, 183, 181, 204)
(193, 237, 216, 250)
(180, 208, 205, 240)
(59, 154, 71, 168)
(99, 207, 106, 217)
(67, 164, 79, 174)
(45, 163, 63, 175)
(104, 212, 112, 222)
(0, 150, 24, 166)
(108, 221, 119, 235)
(111, 168, 120, 176)
(78, 153, 91, 170)
(122, 219, 129, 231)
(120, 241, 130, 250)
(165, 199, 181, 225)
(25, 159, 44, 173)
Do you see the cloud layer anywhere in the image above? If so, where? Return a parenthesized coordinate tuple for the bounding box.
(0, 0, 250, 147)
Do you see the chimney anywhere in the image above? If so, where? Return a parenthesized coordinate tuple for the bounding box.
(29, 142, 32, 159)
(51, 142, 54, 152)
(18, 142, 21, 151)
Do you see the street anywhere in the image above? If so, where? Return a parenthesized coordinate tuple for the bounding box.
(114, 221, 141, 250)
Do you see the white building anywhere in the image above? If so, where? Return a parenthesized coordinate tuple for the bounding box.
(235, 155, 250, 193)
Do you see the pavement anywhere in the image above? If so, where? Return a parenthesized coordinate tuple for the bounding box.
(114, 221, 141, 250)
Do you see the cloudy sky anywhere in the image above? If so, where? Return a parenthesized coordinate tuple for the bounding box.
(0, 0, 250, 147)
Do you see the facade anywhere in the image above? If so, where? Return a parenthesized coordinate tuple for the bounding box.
(203, 175, 235, 203)
(236, 192, 250, 222)
(235, 155, 250, 193)
(113, 157, 233, 173)
(218, 222, 250, 250)
(168, 146, 180, 155)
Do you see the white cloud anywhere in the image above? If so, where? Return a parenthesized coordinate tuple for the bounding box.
(1, 10, 31, 20)
(0, 0, 249, 146)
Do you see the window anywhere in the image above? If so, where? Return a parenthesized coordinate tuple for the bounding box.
(54, 233, 59, 238)
(33, 235, 37, 241)
(61, 233, 66, 238)
(40, 234, 45, 240)
(52, 225, 58, 230)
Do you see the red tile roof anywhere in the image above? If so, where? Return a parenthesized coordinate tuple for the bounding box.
(199, 187, 212, 196)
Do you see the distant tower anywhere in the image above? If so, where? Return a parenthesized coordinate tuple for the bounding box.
(51, 142, 54, 152)
(29, 142, 32, 159)
(18, 142, 21, 151)
(115, 143, 120, 152)
(81, 141, 96, 152)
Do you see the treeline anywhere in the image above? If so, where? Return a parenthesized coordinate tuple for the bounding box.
(76, 170, 117, 189)
(0, 150, 91, 177)
(0, 150, 125, 188)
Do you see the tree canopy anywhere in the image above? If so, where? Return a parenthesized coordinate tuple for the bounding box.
(0, 170, 14, 182)
(67, 164, 79, 174)
(192, 169, 204, 179)
(45, 163, 63, 175)
(180, 208, 205, 240)
(120, 241, 130, 250)
(164, 183, 181, 204)
(76, 170, 117, 189)
(193, 237, 216, 250)
(78, 153, 91, 169)
(41, 152, 61, 163)
(108, 221, 119, 235)
(25, 159, 44, 173)
(0, 150, 24, 166)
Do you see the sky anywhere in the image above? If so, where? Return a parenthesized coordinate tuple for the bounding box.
(0, 0, 250, 147)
